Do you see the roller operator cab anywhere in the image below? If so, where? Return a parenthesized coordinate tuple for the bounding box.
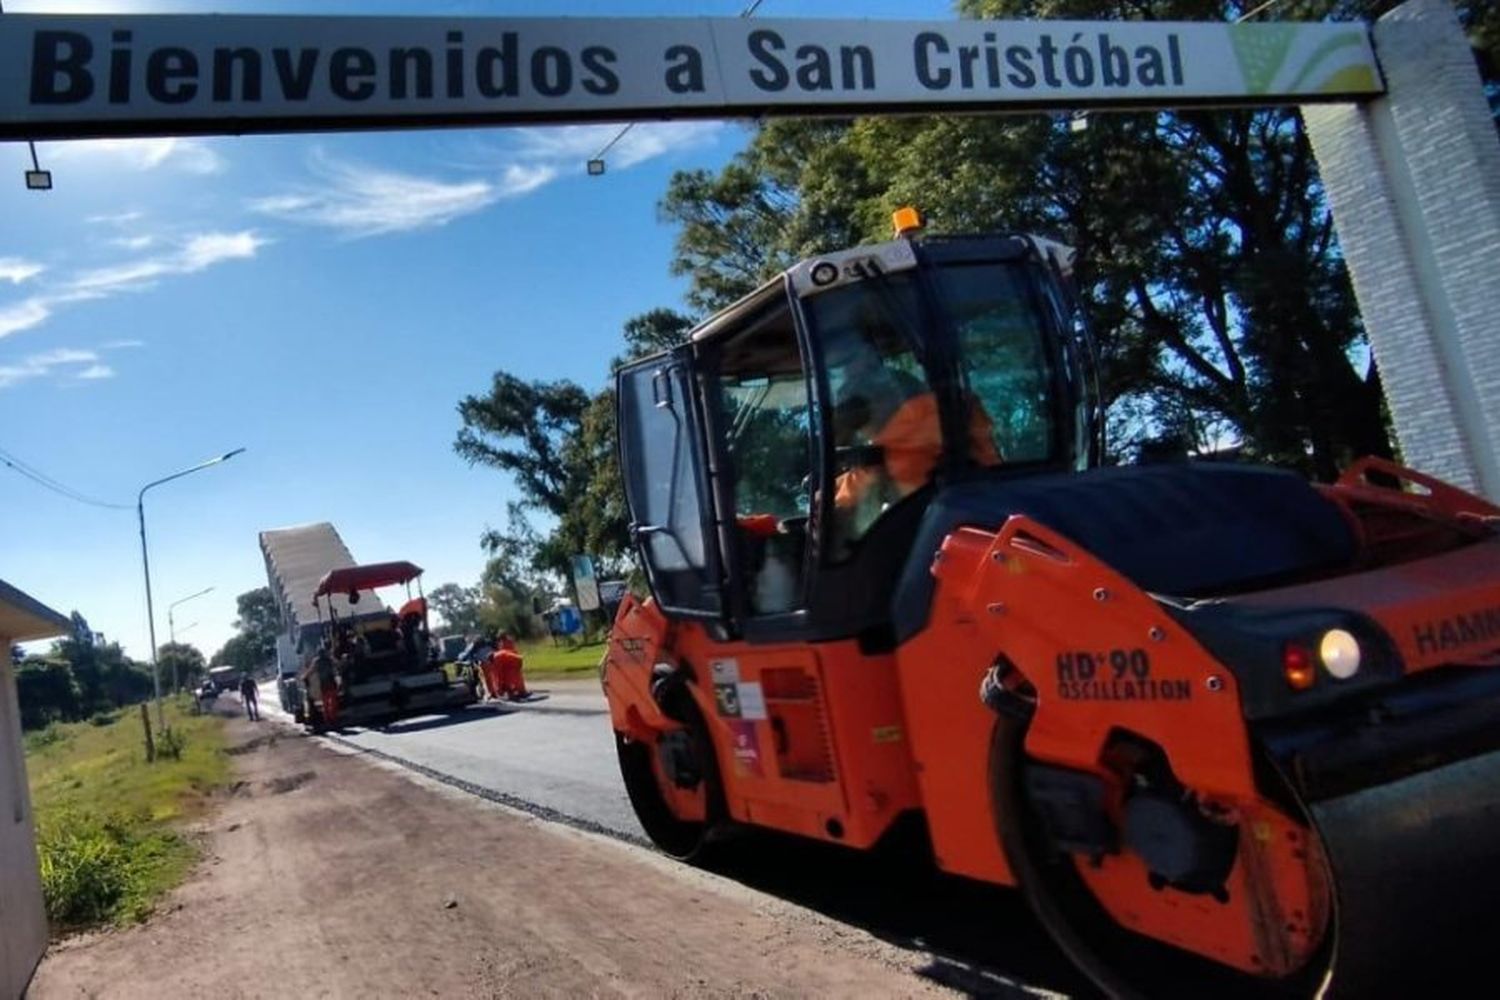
(603, 213, 1500, 997)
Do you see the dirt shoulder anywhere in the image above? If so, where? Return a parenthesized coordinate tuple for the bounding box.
(30, 712, 956, 999)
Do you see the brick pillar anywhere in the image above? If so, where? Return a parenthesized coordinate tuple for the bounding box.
(1303, 0, 1500, 499)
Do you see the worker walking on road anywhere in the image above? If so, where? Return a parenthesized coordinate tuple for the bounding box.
(314, 641, 340, 727)
(239, 673, 260, 722)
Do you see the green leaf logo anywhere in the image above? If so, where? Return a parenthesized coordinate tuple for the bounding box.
(1229, 24, 1296, 95)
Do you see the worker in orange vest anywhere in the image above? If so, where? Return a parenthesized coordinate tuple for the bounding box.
(489, 633, 530, 701)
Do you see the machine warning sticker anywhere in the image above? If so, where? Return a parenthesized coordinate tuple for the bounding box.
(872, 725, 903, 744)
(710, 658, 741, 684)
(729, 719, 764, 778)
(714, 683, 741, 718)
(1055, 649, 1192, 702)
(736, 682, 768, 721)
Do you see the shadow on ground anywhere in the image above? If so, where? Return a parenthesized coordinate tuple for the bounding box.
(693, 820, 1098, 999)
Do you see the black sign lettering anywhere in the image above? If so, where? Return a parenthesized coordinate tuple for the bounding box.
(1055, 648, 1188, 701)
(389, 46, 434, 100)
(581, 46, 619, 95)
(663, 44, 704, 94)
(213, 47, 262, 102)
(914, 32, 949, 90)
(446, 31, 465, 99)
(31, 30, 94, 104)
(330, 47, 377, 101)
(272, 48, 320, 101)
(531, 46, 571, 97)
(747, 29, 789, 91)
(3, 15, 1381, 142)
(109, 31, 132, 104)
(146, 47, 198, 104)
(476, 36, 518, 98)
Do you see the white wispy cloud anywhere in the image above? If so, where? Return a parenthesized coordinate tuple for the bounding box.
(0, 258, 45, 285)
(250, 153, 501, 238)
(0, 347, 106, 389)
(27, 348, 96, 367)
(111, 234, 157, 251)
(253, 122, 722, 239)
(87, 210, 145, 227)
(46, 138, 226, 176)
(179, 232, 262, 270)
(0, 299, 51, 339)
(103, 339, 145, 350)
(65, 230, 268, 299)
(0, 231, 265, 343)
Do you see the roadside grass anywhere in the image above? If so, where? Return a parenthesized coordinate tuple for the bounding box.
(439, 639, 605, 684)
(25, 698, 230, 932)
(519, 639, 606, 679)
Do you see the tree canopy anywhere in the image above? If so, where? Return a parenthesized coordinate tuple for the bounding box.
(209, 586, 282, 675)
(453, 0, 1498, 580)
(16, 624, 154, 730)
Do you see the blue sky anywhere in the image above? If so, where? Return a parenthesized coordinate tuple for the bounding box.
(2, 0, 954, 659)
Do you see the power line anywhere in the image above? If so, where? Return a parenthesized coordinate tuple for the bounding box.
(0, 444, 132, 510)
(588, 0, 769, 172)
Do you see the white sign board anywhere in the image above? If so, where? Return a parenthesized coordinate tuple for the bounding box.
(571, 554, 600, 613)
(0, 15, 1382, 140)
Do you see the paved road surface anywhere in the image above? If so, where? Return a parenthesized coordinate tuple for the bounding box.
(253, 676, 642, 839)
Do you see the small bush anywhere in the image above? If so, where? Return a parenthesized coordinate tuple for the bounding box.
(36, 812, 191, 928)
(37, 815, 130, 926)
(24, 724, 63, 752)
(156, 727, 187, 761)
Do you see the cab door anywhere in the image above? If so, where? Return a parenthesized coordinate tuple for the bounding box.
(616, 350, 725, 620)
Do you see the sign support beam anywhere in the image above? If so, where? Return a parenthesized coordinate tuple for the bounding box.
(1303, 0, 1500, 499)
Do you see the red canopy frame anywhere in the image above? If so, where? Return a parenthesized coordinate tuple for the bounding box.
(314, 561, 423, 597)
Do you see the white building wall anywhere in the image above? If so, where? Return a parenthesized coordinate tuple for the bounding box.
(0, 642, 48, 1000)
(1304, 0, 1500, 499)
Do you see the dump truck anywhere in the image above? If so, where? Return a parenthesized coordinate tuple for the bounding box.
(259, 522, 473, 729)
(600, 211, 1500, 996)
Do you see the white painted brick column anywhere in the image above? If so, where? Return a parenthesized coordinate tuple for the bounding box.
(1303, 0, 1500, 499)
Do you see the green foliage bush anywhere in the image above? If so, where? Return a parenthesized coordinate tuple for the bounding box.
(156, 726, 187, 761)
(36, 812, 192, 928)
(36, 814, 131, 926)
(24, 724, 63, 753)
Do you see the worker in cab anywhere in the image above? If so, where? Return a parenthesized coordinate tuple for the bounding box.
(827, 325, 1001, 546)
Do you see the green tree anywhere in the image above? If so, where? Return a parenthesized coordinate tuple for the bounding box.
(15, 658, 81, 730)
(455, 374, 592, 517)
(648, 0, 1500, 476)
(428, 582, 484, 635)
(42, 633, 152, 717)
(156, 642, 206, 693)
(232, 587, 281, 663)
(210, 632, 268, 674)
(454, 309, 692, 581)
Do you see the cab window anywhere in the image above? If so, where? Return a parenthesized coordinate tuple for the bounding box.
(933, 262, 1057, 465)
(714, 304, 813, 615)
(806, 273, 934, 562)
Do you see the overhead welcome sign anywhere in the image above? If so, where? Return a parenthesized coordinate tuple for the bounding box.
(0, 15, 1383, 140)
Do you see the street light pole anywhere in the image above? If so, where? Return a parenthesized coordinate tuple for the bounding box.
(167, 585, 214, 692)
(139, 448, 245, 733)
